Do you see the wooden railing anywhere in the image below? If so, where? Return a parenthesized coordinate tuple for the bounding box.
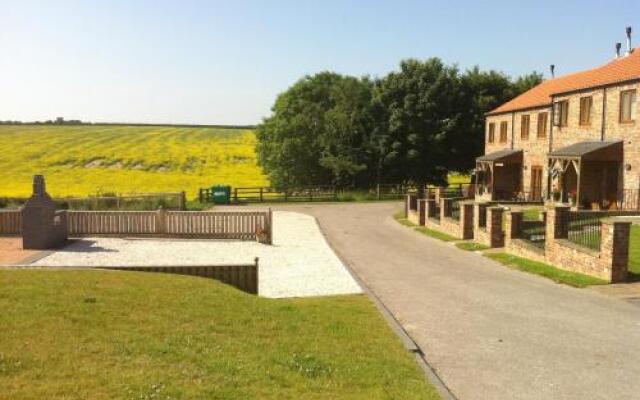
(1, 209, 273, 243)
(0, 210, 21, 234)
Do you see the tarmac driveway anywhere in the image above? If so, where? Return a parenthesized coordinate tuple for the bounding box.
(270, 202, 640, 400)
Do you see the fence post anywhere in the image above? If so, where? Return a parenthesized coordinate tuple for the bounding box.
(199, 189, 203, 203)
(460, 201, 474, 239)
(417, 199, 427, 226)
(180, 191, 186, 210)
(267, 208, 273, 245)
(156, 206, 166, 234)
(234, 188, 238, 203)
(377, 184, 381, 200)
(486, 206, 504, 247)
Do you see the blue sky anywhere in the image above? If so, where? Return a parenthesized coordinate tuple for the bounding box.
(2, 0, 639, 125)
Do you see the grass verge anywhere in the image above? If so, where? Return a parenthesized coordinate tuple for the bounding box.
(0, 270, 439, 400)
(414, 227, 458, 242)
(393, 211, 457, 241)
(484, 253, 608, 287)
(455, 242, 490, 251)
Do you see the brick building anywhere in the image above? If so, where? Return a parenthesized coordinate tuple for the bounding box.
(476, 43, 640, 209)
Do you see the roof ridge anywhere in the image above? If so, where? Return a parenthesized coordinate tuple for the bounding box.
(488, 48, 640, 115)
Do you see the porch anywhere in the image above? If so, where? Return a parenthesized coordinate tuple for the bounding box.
(547, 141, 623, 210)
(475, 149, 524, 202)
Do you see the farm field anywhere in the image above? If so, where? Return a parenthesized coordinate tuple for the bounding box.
(0, 125, 268, 198)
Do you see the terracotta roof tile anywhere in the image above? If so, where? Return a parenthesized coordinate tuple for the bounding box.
(488, 48, 640, 115)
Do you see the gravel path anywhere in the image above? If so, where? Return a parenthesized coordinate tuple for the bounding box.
(31, 211, 362, 298)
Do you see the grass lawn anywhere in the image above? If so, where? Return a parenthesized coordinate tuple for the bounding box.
(455, 242, 490, 251)
(485, 253, 608, 287)
(0, 270, 439, 400)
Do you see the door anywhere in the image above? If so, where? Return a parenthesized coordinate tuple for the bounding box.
(530, 166, 543, 201)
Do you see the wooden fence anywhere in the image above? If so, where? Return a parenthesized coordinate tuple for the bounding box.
(0, 209, 273, 243)
(0, 210, 21, 234)
(96, 259, 259, 294)
(199, 184, 414, 204)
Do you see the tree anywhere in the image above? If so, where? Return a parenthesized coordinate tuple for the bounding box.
(372, 58, 467, 187)
(256, 60, 544, 190)
(256, 72, 373, 189)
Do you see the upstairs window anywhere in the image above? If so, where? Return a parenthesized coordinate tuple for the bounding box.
(521, 115, 530, 140)
(488, 123, 495, 143)
(553, 100, 569, 127)
(500, 121, 508, 142)
(620, 89, 637, 123)
(537, 112, 548, 138)
(579, 96, 593, 126)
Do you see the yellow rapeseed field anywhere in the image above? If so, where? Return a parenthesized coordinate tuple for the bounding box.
(0, 125, 269, 198)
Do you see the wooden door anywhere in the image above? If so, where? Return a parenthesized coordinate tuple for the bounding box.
(530, 166, 543, 201)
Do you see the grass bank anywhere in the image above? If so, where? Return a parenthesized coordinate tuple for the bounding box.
(0, 270, 439, 399)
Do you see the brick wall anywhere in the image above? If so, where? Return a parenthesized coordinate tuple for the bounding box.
(501, 204, 633, 282)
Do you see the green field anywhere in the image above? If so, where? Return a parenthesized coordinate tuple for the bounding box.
(0, 270, 439, 399)
(0, 125, 268, 198)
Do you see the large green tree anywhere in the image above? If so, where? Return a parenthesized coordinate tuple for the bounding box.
(371, 58, 468, 187)
(256, 72, 373, 189)
(256, 60, 543, 189)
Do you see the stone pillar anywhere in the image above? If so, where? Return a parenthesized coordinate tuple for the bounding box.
(505, 211, 523, 247)
(486, 206, 504, 247)
(417, 199, 427, 226)
(601, 218, 631, 283)
(546, 205, 570, 242)
(460, 201, 474, 239)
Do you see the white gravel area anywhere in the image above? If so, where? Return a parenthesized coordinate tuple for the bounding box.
(31, 211, 362, 298)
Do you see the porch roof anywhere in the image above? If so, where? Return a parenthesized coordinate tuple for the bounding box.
(547, 140, 623, 160)
(476, 148, 522, 163)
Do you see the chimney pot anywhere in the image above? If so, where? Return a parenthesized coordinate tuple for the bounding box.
(550, 64, 555, 78)
(616, 42, 622, 58)
(626, 26, 632, 55)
